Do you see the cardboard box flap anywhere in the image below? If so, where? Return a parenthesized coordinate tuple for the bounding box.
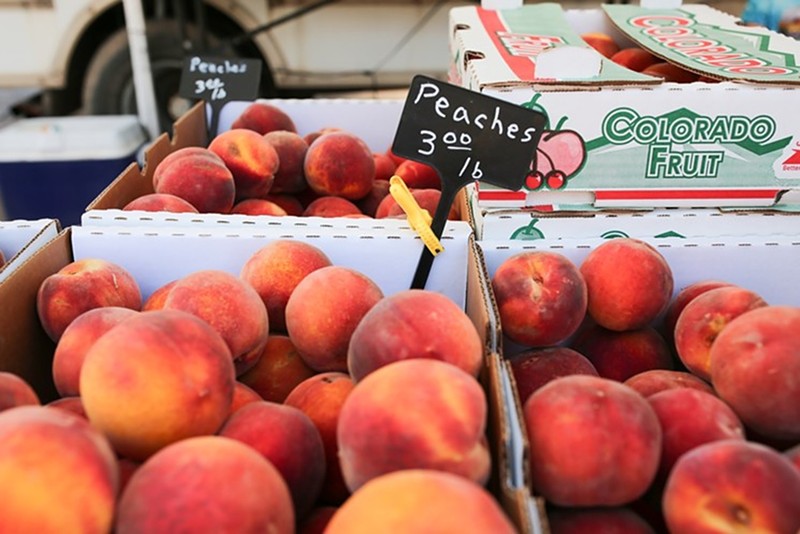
(603, 4, 800, 84)
(0, 219, 61, 283)
(451, 3, 659, 88)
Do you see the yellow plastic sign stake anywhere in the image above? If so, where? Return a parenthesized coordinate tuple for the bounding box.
(389, 175, 444, 256)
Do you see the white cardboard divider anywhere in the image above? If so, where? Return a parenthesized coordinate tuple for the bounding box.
(0, 219, 60, 283)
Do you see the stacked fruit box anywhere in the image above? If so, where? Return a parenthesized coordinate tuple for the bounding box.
(453, 2, 800, 532)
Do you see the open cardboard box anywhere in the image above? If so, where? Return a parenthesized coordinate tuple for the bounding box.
(0, 219, 60, 282)
(450, 2, 800, 211)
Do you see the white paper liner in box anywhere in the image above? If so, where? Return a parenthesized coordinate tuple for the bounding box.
(0, 219, 60, 283)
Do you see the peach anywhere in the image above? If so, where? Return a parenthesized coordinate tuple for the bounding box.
(229, 381, 263, 415)
(298, 506, 338, 534)
(116, 457, 140, 497)
(547, 506, 656, 534)
(263, 193, 305, 216)
(51, 306, 139, 397)
(662, 440, 800, 533)
(674, 285, 767, 382)
(325, 470, 516, 534)
(122, 192, 199, 213)
(230, 198, 288, 216)
(662, 279, 732, 348)
(302, 196, 363, 218)
(141, 279, 176, 311)
(393, 159, 441, 189)
(610, 47, 660, 72)
(784, 444, 800, 473)
(372, 152, 396, 181)
(571, 324, 674, 382)
(338, 359, 490, 492)
(709, 306, 800, 441)
(508, 346, 599, 406)
(239, 239, 332, 333)
(116, 435, 294, 533)
(385, 146, 405, 167)
(284, 372, 356, 505)
(492, 251, 588, 347)
(580, 238, 674, 332)
(304, 131, 375, 200)
(348, 289, 483, 381)
(46, 395, 88, 419)
(163, 269, 269, 375)
(642, 61, 699, 83)
(153, 146, 236, 213)
(0, 372, 40, 412)
(524, 375, 662, 506)
(648, 388, 745, 479)
(208, 128, 280, 200)
(0, 406, 118, 533)
(356, 179, 391, 218)
(219, 401, 326, 519)
(303, 127, 342, 146)
(581, 32, 620, 58)
(623, 369, 715, 398)
(80, 309, 235, 461)
(36, 258, 142, 341)
(237, 334, 315, 402)
(264, 130, 309, 194)
(231, 102, 297, 135)
(285, 265, 383, 372)
(375, 187, 460, 220)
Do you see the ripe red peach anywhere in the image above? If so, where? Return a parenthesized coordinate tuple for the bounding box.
(303, 127, 342, 146)
(284, 372, 356, 505)
(45, 396, 88, 419)
(581, 32, 620, 58)
(784, 444, 800, 473)
(571, 324, 674, 382)
(263, 193, 305, 216)
(642, 62, 699, 83)
(230, 102, 297, 135)
(393, 159, 441, 189)
(662, 279, 732, 347)
(208, 128, 280, 200)
(239, 239, 332, 333)
(374, 187, 460, 220)
(662, 440, 800, 533)
(325, 470, 516, 534)
(356, 180, 391, 217)
(264, 130, 309, 194)
(36, 258, 142, 341)
(0, 406, 118, 533)
(80, 310, 235, 461)
(230, 198, 288, 216)
(492, 251, 588, 347)
(219, 401, 326, 519)
(153, 146, 236, 213)
(0, 372, 40, 412)
(302, 196, 363, 218)
(162, 269, 269, 375)
(347, 289, 483, 382)
(338, 359, 490, 492)
(52, 306, 139, 397)
(229, 381, 263, 415)
(285, 266, 383, 372)
(648, 388, 745, 479)
(547, 506, 656, 534)
(674, 285, 767, 382)
(116, 435, 294, 533)
(372, 152, 397, 181)
(623, 369, 715, 398)
(237, 334, 316, 402)
(141, 279, 176, 311)
(709, 306, 800, 441)
(524, 375, 662, 506)
(610, 47, 660, 72)
(304, 131, 375, 200)
(508, 346, 599, 406)
(580, 238, 673, 332)
(122, 193, 199, 213)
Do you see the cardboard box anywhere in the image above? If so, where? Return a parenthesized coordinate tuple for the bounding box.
(0, 219, 60, 282)
(450, 3, 800, 210)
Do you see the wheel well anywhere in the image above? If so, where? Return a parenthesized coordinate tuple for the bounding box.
(60, 0, 271, 114)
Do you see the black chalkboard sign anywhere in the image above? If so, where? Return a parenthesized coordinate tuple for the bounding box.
(392, 75, 548, 289)
(179, 55, 263, 138)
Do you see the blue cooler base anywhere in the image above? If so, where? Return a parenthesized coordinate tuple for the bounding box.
(0, 156, 136, 227)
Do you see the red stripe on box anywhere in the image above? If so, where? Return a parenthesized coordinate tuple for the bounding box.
(478, 190, 528, 201)
(477, 9, 536, 81)
(595, 189, 780, 201)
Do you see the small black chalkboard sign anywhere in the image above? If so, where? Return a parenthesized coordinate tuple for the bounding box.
(392, 75, 548, 289)
(179, 55, 263, 139)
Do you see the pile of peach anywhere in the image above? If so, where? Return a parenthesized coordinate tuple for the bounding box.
(492, 237, 800, 533)
(0, 239, 517, 533)
(581, 32, 714, 83)
(126, 102, 460, 221)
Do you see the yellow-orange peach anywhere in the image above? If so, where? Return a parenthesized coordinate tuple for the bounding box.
(208, 128, 280, 200)
(162, 269, 269, 375)
(284, 372, 355, 505)
(337, 359, 490, 492)
(229, 381, 263, 415)
(238, 334, 315, 402)
(80, 309, 235, 461)
(141, 279, 176, 311)
(219, 401, 326, 519)
(285, 266, 383, 372)
(116, 435, 294, 533)
(580, 238, 673, 332)
(0, 406, 118, 533)
(304, 131, 375, 200)
(153, 146, 236, 213)
(36, 258, 142, 341)
(122, 193, 199, 213)
(347, 289, 483, 381)
(0, 372, 40, 412)
(52, 306, 139, 397)
(240, 240, 332, 333)
(509, 346, 599, 406)
(264, 130, 309, 194)
(326, 470, 516, 534)
(230, 102, 297, 135)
